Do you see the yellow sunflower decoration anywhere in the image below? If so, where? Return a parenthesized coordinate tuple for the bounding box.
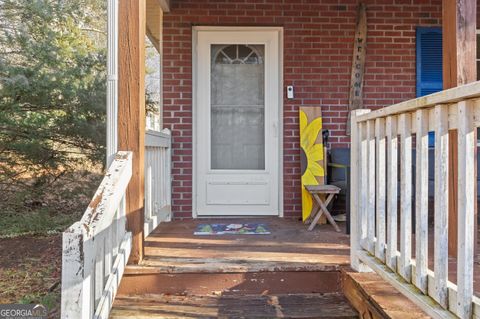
(299, 108, 325, 221)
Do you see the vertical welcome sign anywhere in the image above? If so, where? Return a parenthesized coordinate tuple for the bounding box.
(346, 3, 367, 135)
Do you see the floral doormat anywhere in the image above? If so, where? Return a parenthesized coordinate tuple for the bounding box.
(194, 223, 271, 235)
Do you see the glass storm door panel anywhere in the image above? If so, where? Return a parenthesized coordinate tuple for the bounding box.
(210, 44, 265, 170)
(195, 28, 281, 216)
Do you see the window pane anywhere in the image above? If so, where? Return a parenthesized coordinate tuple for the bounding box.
(210, 45, 265, 170)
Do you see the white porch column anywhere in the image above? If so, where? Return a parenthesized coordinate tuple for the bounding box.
(106, 0, 119, 166)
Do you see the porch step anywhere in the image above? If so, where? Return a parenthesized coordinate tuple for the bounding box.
(110, 292, 359, 319)
(342, 271, 431, 319)
(128, 256, 342, 273)
(118, 269, 343, 296)
(112, 219, 358, 318)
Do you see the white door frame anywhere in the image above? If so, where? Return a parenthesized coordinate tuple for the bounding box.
(192, 26, 284, 218)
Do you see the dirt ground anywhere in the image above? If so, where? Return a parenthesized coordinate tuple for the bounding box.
(0, 234, 62, 318)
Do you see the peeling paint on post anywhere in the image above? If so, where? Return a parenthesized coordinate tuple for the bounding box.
(61, 152, 133, 319)
(61, 223, 94, 318)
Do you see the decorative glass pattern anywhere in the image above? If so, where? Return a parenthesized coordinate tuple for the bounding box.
(214, 45, 263, 65)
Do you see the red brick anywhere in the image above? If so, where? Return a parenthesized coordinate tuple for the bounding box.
(164, 0, 445, 219)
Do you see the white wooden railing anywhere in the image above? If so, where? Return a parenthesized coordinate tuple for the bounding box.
(351, 81, 480, 319)
(61, 152, 132, 319)
(144, 129, 172, 237)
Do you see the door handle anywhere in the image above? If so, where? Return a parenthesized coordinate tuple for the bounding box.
(273, 121, 278, 138)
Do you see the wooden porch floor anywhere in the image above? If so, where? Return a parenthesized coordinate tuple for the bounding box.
(140, 217, 350, 272)
(111, 218, 357, 318)
(110, 218, 434, 318)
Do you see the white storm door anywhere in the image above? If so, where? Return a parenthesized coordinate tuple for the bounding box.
(195, 28, 280, 216)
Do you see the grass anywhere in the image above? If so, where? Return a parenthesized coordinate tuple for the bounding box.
(0, 208, 79, 238)
(0, 245, 62, 318)
(20, 291, 59, 313)
(0, 167, 102, 238)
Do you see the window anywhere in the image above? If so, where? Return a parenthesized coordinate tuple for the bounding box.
(214, 44, 263, 65)
(416, 27, 442, 147)
(416, 27, 443, 97)
(416, 28, 480, 146)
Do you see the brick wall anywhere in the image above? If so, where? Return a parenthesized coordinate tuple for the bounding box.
(163, 0, 442, 219)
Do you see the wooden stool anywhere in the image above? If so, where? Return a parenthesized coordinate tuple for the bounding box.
(305, 185, 341, 232)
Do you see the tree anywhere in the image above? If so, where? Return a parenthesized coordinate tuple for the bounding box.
(0, 0, 107, 193)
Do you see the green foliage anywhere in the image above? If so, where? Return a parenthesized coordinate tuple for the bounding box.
(20, 291, 58, 312)
(0, 0, 107, 191)
(0, 3, 107, 316)
(0, 166, 102, 237)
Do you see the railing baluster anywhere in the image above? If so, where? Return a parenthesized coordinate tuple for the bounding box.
(375, 118, 386, 262)
(350, 109, 371, 271)
(160, 148, 163, 209)
(86, 240, 95, 318)
(456, 100, 475, 318)
(150, 149, 154, 215)
(434, 104, 449, 308)
(111, 208, 118, 261)
(146, 151, 152, 220)
(162, 148, 165, 209)
(94, 233, 105, 307)
(151, 148, 156, 212)
(359, 121, 368, 250)
(158, 147, 162, 210)
(104, 224, 113, 287)
(414, 109, 429, 294)
(398, 113, 412, 282)
(386, 116, 398, 271)
(366, 120, 376, 254)
(153, 148, 157, 215)
(154, 148, 157, 213)
(117, 196, 126, 253)
(166, 138, 172, 213)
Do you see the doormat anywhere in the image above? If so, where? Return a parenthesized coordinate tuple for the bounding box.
(194, 223, 271, 235)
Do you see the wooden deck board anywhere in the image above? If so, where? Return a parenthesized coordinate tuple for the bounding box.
(342, 272, 430, 319)
(117, 271, 343, 296)
(127, 257, 342, 274)
(110, 293, 359, 319)
(141, 218, 350, 273)
(112, 217, 430, 319)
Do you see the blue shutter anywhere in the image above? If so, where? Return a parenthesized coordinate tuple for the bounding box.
(416, 27, 442, 147)
(416, 27, 443, 97)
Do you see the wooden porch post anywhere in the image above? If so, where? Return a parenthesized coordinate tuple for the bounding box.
(118, 0, 146, 264)
(442, 0, 476, 256)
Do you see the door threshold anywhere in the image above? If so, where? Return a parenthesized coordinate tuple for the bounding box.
(194, 215, 282, 219)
